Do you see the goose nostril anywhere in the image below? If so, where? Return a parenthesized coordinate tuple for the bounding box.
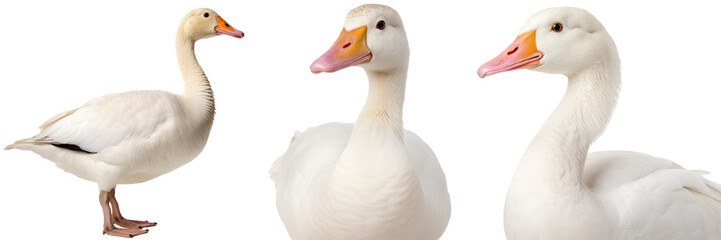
(342, 42, 351, 49)
(507, 47, 518, 55)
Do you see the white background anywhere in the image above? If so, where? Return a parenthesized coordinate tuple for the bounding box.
(1, 0, 720, 239)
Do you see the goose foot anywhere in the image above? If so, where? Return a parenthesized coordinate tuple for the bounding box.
(115, 218, 157, 229)
(103, 226, 149, 238)
(100, 188, 156, 238)
(108, 188, 158, 229)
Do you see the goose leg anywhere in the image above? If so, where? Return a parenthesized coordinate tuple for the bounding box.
(100, 190, 149, 238)
(109, 188, 157, 229)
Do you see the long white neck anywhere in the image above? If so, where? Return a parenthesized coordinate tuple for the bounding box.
(322, 66, 425, 223)
(177, 31, 215, 122)
(517, 58, 621, 190)
(352, 68, 408, 138)
(331, 66, 411, 180)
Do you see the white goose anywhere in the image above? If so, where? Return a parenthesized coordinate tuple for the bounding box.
(478, 7, 721, 240)
(5, 8, 243, 238)
(270, 4, 450, 240)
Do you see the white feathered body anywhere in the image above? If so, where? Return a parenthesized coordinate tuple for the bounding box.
(503, 69, 721, 239)
(271, 122, 450, 240)
(8, 90, 213, 191)
(506, 150, 721, 240)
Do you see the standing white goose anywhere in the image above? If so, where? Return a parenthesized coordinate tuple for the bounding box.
(478, 7, 721, 240)
(270, 4, 450, 240)
(5, 8, 243, 238)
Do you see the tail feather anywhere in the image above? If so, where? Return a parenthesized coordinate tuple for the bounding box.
(5, 137, 53, 151)
(4, 143, 16, 150)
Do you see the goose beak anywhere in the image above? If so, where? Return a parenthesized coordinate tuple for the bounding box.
(478, 30, 542, 78)
(310, 26, 372, 74)
(215, 16, 244, 38)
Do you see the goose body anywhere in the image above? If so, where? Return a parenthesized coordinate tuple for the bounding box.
(478, 7, 721, 240)
(9, 90, 208, 188)
(5, 8, 243, 237)
(271, 4, 450, 240)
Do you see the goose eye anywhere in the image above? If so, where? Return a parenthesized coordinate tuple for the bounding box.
(203, 12, 209, 18)
(551, 23, 563, 32)
(376, 20, 386, 30)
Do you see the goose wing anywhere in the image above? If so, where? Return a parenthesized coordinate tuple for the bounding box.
(18, 91, 180, 156)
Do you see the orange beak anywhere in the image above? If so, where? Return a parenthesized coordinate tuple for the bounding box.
(215, 15, 244, 38)
(478, 30, 542, 78)
(310, 26, 372, 73)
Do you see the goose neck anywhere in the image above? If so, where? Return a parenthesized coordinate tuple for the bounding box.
(314, 63, 433, 229)
(176, 32, 215, 120)
(352, 68, 408, 139)
(520, 62, 620, 187)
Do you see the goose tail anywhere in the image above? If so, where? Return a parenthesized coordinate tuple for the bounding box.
(5, 137, 52, 151)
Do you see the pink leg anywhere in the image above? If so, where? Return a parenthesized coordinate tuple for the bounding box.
(108, 189, 157, 229)
(100, 190, 148, 238)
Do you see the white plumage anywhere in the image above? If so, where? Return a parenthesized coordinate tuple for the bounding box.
(5, 8, 243, 238)
(478, 7, 721, 240)
(9, 91, 199, 189)
(271, 4, 450, 240)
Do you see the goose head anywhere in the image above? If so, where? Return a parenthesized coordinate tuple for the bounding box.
(179, 8, 244, 41)
(310, 4, 409, 74)
(478, 7, 617, 78)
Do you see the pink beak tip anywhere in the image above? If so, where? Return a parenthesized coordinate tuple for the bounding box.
(309, 62, 323, 74)
(477, 65, 491, 78)
(309, 57, 342, 74)
(309, 54, 326, 73)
